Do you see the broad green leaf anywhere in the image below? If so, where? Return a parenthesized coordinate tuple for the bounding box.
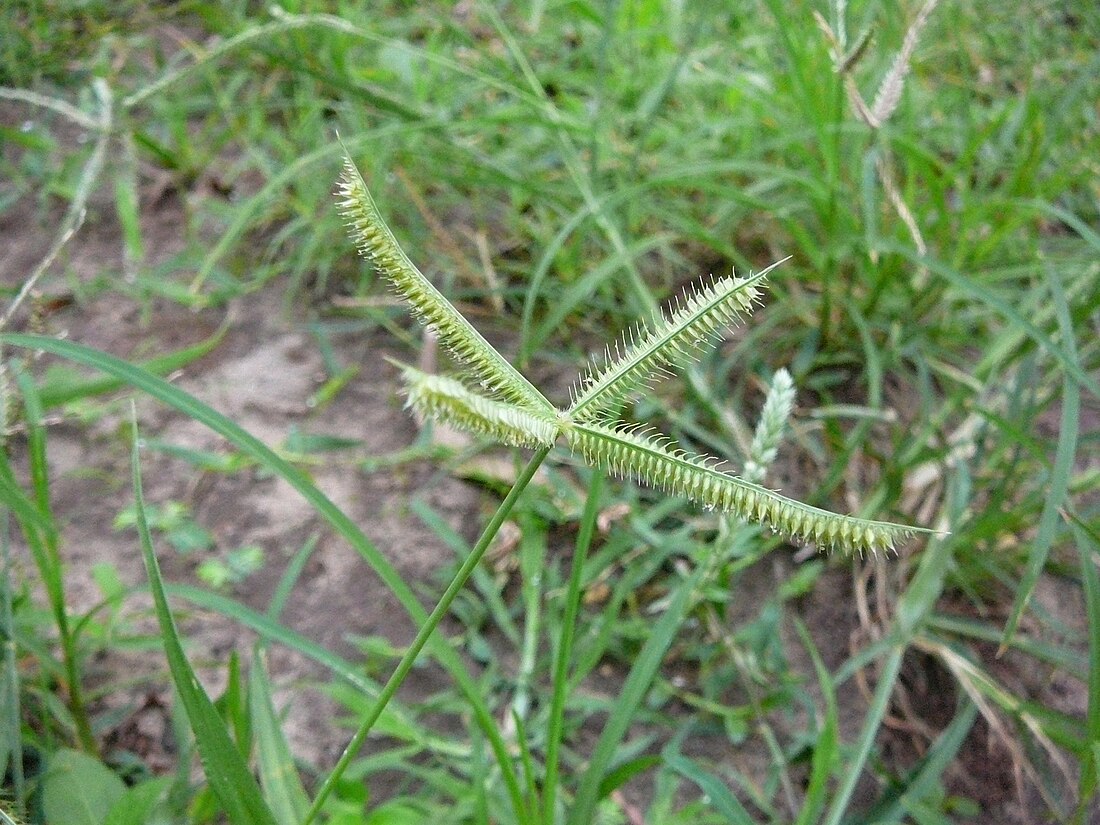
(103, 777, 173, 825)
(42, 749, 125, 825)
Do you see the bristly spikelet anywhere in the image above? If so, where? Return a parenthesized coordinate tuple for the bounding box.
(743, 367, 796, 485)
(399, 365, 562, 449)
(568, 260, 787, 422)
(568, 420, 927, 555)
(337, 155, 554, 417)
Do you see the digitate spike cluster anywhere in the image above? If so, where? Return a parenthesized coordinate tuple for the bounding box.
(338, 153, 930, 555)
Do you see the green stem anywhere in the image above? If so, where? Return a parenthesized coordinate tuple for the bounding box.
(512, 517, 545, 722)
(821, 645, 904, 825)
(1, 511, 25, 813)
(301, 446, 552, 825)
(542, 472, 602, 825)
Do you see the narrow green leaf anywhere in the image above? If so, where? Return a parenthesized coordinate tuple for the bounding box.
(858, 699, 979, 824)
(129, 415, 279, 825)
(250, 649, 310, 825)
(0, 511, 19, 804)
(0, 454, 55, 544)
(11, 365, 96, 753)
(0, 332, 525, 815)
(661, 747, 754, 825)
(1070, 510, 1100, 821)
(542, 472, 603, 825)
(566, 565, 706, 825)
(821, 647, 905, 825)
(113, 152, 144, 265)
(221, 651, 251, 757)
(1001, 271, 1080, 648)
(266, 534, 320, 623)
(881, 244, 1100, 400)
(595, 754, 661, 801)
(793, 619, 839, 825)
(37, 325, 225, 409)
(163, 584, 422, 731)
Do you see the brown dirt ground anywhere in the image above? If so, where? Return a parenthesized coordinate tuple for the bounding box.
(1, 133, 1093, 823)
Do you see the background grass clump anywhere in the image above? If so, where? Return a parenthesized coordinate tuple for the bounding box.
(1, 1, 1098, 824)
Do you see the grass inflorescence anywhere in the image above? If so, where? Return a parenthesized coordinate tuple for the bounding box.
(342, 151, 927, 557)
(0, 1, 1096, 823)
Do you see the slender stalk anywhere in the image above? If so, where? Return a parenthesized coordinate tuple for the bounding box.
(542, 472, 602, 825)
(512, 519, 546, 721)
(1, 511, 24, 814)
(821, 645, 904, 825)
(302, 446, 552, 825)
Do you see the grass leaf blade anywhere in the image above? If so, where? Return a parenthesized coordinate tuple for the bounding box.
(0, 332, 526, 815)
(1000, 271, 1080, 648)
(249, 649, 310, 825)
(128, 413, 279, 825)
(566, 565, 705, 825)
(793, 619, 839, 825)
(1069, 510, 1100, 819)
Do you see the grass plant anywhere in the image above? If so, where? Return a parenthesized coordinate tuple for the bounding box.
(0, 1, 1097, 823)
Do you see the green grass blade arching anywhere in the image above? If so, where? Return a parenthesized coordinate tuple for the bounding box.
(37, 324, 225, 410)
(568, 420, 928, 554)
(129, 417, 280, 825)
(338, 154, 555, 415)
(398, 363, 561, 448)
(0, 333, 527, 819)
(568, 262, 781, 422)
